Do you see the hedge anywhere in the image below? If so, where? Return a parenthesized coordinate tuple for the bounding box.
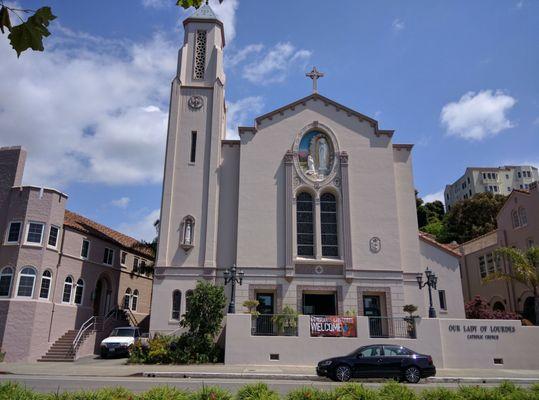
(0, 381, 538, 400)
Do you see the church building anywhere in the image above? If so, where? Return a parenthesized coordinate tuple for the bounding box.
(150, 4, 465, 334)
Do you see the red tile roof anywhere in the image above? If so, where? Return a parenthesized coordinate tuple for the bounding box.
(64, 210, 154, 259)
(418, 232, 461, 257)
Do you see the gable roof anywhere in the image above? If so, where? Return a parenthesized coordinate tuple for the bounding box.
(418, 232, 460, 258)
(496, 188, 530, 219)
(64, 210, 154, 259)
(241, 93, 394, 138)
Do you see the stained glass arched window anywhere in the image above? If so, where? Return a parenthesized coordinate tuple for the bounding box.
(321, 193, 339, 257)
(296, 192, 314, 257)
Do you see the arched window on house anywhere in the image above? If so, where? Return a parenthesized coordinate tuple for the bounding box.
(124, 288, 132, 310)
(512, 210, 520, 229)
(296, 192, 314, 257)
(519, 207, 528, 226)
(320, 192, 339, 257)
(39, 270, 52, 300)
(492, 301, 505, 312)
(74, 279, 84, 305)
(132, 289, 139, 312)
(172, 290, 181, 320)
(180, 216, 195, 249)
(186, 289, 194, 313)
(17, 267, 37, 297)
(62, 276, 73, 303)
(0, 267, 14, 297)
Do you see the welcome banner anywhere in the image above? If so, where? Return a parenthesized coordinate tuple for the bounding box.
(310, 316, 357, 337)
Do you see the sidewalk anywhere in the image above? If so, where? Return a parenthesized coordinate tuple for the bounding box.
(2, 357, 539, 384)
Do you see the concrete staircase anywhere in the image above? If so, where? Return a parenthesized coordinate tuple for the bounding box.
(38, 330, 79, 362)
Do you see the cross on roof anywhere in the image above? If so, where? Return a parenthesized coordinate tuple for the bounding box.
(306, 66, 324, 93)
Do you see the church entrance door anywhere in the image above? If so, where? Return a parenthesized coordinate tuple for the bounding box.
(302, 292, 337, 315)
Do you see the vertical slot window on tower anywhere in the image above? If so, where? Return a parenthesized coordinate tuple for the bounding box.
(194, 30, 207, 80)
(190, 131, 197, 163)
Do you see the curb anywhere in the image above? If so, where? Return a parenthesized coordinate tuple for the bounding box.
(142, 371, 539, 384)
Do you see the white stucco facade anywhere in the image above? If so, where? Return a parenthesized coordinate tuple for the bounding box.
(150, 5, 465, 335)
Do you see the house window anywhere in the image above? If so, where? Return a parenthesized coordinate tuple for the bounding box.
(506, 174, 509, 179)
(296, 192, 314, 257)
(140, 260, 146, 272)
(486, 253, 495, 275)
(48, 226, 60, 248)
(512, 210, 520, 228)
(39, 270, 52, 300)
(193, 30, 207, 79)
(519, 207, 527, 226)
(190, 131, 197, 163)
(321, 192, 339, 257)
(124, 288, 132, 309)
(527, 238, 535, 249)
(62, 276, 73, 303)
(25, 222, 44, 245)
(120, 251, 127, 266)
(438, 290, 447, 310)
(479, 255, 487, 278)
(103, 248, 114, 265)
(74, 279, 84, 305)
(172, 290, 181, 320)
(518, 171, 522, 178)
(81, 240, 90, 259)
(0, 267, 13, 297)
(132, 289, 139, 311)
(6, 221, 22, 243)
(17, 267, 36, 297)
(133, 257, 140, 272)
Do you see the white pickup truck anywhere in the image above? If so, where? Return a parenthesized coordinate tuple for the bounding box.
(100, 327, 147, 358)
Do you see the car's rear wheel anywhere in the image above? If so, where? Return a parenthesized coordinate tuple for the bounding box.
(404, 366, 421, 383)
(335, 365, 351, 382)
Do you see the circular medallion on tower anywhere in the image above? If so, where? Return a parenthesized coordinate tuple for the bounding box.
(188, 95, 203, 110)
(297, 130, 335, 182)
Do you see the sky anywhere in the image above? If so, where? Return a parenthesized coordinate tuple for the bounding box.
(0, 0, 537, 241)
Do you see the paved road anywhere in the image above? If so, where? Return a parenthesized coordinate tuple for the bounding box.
(0, 375, 525, 395)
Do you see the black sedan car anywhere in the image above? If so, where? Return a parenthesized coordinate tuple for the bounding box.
(316, 344, 436, 383)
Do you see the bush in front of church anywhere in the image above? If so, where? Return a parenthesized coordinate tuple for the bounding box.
(130, 280, 227, 364)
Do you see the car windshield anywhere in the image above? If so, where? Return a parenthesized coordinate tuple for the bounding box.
(110, 328, 136, 337)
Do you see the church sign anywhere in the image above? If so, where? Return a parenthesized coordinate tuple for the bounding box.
(310, 316, 357, 337)
(447, 323, 516, 341)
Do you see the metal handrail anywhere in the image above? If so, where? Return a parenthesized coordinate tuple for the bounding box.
(123, 307, 139, 327)
(71, 315, 98, 353)
(70, 307, 122, 355)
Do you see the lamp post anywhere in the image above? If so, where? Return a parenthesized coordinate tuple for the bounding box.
(224, 264, 244, 314)
(416, 268, 438, 318)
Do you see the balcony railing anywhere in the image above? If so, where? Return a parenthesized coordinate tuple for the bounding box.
(251, 314, 298, 336)
(368, 316, 417, 339)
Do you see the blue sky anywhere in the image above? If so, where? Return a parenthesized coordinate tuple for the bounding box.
(0, 0, 537, 240)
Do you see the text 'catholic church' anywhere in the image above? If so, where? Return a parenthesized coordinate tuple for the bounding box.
(150, 4, 465, 334)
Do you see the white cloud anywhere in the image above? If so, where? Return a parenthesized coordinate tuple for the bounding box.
(118, 209, 160, 242)
(242, 42, 311, 84)
(225, 43, 263, 68)
(392, 18, 405, 32)
(209, 0, 239, 43)
(111, 197, 131, 208)
(226, 96, 264, 139)
(141, 0, 168, 8)
(423, 190, 444, 204)
(440, 90, 516, 141)
(0, 30, 175, 188)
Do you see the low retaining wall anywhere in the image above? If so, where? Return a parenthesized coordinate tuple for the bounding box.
(224, 314, 539, 369)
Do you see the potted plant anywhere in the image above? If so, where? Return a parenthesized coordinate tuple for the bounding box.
(242, 300, 260, 316)
(273, 305, 299, 336)
(403, 304, 418, 338)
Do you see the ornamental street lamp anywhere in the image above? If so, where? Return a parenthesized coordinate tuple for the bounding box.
(416, 268, 438, 318)
(224, 264, 244, 314)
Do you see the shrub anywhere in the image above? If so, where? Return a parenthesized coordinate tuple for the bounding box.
(286, 387, 330, 400)
(465, 296, 519, 320)
(139, 386, 190, 400)
(235, 383, 279, 400)
(191, 386, 232, 400)
(378, 381, 417, 400)
(419, 387, 460, 400)
(331, 383, 376, 400)
(456, 385, 502, 400)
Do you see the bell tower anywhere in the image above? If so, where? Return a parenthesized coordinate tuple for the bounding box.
(154, 3, 226, 292)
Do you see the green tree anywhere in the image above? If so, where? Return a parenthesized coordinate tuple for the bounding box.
(486, 247, 539, 325)
(1, 0, 222, 57)
(438, 192, 506, 244)
(416, 191, 445, 229)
